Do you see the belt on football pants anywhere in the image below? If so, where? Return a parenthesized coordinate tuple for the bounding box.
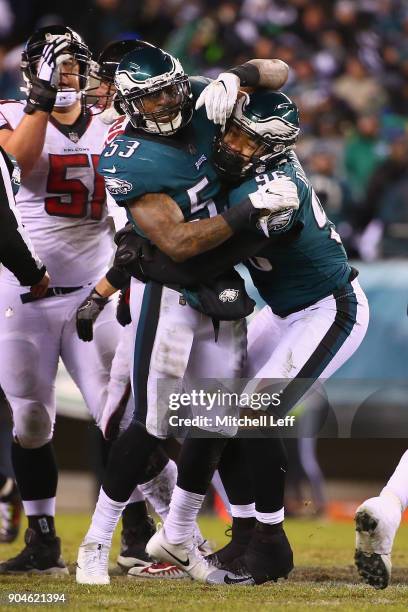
(20, 286, 84, 304)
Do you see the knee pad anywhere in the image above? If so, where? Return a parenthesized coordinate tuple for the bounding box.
(0, 338, 40, 398)
(13, 402, 53, 449)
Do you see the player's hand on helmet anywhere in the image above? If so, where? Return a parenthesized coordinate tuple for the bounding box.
(249, 177, 299, 215)
(76, 288, 110, 342)
(36, 35, 70, 86)
(24, 35, 70, 115)
(195, 73, 240, 126)
(30, 271, 50, 298)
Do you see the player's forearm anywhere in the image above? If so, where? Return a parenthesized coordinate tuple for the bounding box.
(247, 59, 289, 90)
(153, 215, 233, 263)
(94, 275, 118, 298)
(128, 193, 234, 262)
(0, 113, 48, 177)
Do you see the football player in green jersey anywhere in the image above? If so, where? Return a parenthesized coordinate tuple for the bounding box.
(116, 89, 370, 582)
(76, 45, 295, 586)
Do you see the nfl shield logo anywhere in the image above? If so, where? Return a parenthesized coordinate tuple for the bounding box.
(68, 131, 79, 143)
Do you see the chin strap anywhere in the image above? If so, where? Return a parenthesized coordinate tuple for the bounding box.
(54, 90, 80, 108)
(145, 111, 182, 134)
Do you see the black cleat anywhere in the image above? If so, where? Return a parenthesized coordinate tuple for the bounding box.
(354, 549, 390, 590)
(234, 522, 294, 585)
(0, 528, 68, 575)
(205, 518, 255, 570)
(0, 481, 21, 544)
(117, 515, 156, 571)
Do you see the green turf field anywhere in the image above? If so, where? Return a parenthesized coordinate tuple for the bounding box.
(0, 514, 407, 611)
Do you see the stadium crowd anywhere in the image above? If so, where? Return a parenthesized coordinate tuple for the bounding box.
(0, 0, 407, 258)
(0, 0, 408, 260)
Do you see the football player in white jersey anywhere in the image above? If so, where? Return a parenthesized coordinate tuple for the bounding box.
(0, 25, 121, 575)
(0, 144, 50, 544)
(355, 450, 408, 589)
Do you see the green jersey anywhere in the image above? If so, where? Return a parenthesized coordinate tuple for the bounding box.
(228, 152, 352, 315)
(98, 77, 226, 234)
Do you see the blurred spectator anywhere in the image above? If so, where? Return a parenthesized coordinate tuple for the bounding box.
(360, 135, 408, 258)
(2, 0, 408, 259)
(343, 113, 387, 202)
(308, 146, 355, 250)
(333, 56, 387, 114)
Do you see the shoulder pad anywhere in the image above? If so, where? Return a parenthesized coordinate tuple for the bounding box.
(190, 76, 212, 99)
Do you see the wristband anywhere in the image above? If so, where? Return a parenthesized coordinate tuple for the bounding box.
(89, 287, 109, 304)
(227, 63, 260, 88)
(24, 77, 57, 115)
(221, 199, 254, 233)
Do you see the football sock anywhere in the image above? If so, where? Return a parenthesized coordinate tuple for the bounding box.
(382, 450, 408, 511)
(176, 436, 228, 494)
(140, 445, 168, 482)
(27, 514, 55, 538)
(256, 508, 285, 524)
(103, 422, 161, 502)
(23, 498, 56, 518)
(230, 503, 256, 518)
(164, 437, 227, 544)
(138, 458, 177, 519)
(12, 441, 58, 501)
(243, 436, 287, 514)
(122, 500, 149, 531)
(84, 487, 127, 547)
(0, 476, 13, 498)
(164, 485, 205, 545)
(218, 438, 254, 506)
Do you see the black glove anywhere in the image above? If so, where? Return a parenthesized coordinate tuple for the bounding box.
(24, 77, 58, 114)
(113, 224, 154, 282)
(76, 288, 109, 342)
(24, 35, 69, 114)
(114, 224, 154, 262)
(116, 283, 131, 327)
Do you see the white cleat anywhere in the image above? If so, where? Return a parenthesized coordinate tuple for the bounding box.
(76, 541, 110, 585)
(355, 492, 402, 589)
(128, 561, 187, 579)
(146, 527, 253, 585)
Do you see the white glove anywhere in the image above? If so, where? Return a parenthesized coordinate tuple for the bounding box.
(195, 72, 240, 125)
(248, 177, 299, 214)
(37, 35, 70, 87)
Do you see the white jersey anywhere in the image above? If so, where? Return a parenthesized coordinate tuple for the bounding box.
(0, 101, 114, 287)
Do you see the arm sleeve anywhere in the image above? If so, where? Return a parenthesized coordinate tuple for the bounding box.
(0, 148, 45, 286)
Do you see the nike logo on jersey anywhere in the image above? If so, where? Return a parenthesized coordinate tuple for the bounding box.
(104, 166, 117, 173)
(161, 546, 190, 567)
